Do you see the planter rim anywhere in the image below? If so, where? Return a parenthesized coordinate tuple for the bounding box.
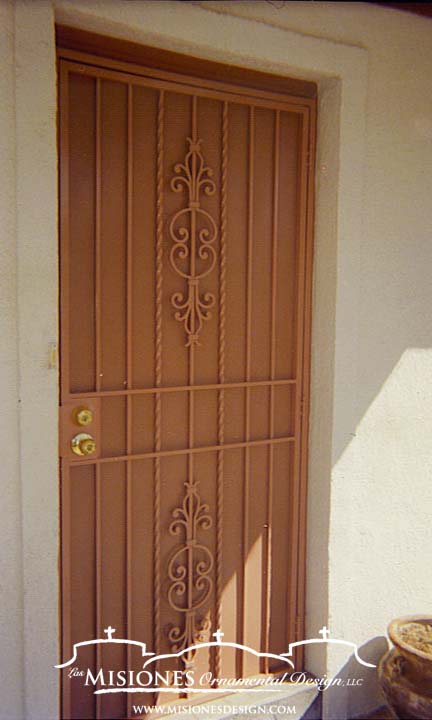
(388, 615, 432, 662)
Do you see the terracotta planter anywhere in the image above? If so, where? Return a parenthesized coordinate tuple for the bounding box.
(379, 616, 432, 719)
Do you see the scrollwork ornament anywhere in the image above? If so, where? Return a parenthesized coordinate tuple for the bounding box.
(166, 479, 214, 669)
(169, 137, 218, 347)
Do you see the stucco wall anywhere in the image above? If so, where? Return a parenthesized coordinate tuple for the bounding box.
(2, 2, 432, 719)
(0, 3, 24, 720)
(15, 3, 59, 720)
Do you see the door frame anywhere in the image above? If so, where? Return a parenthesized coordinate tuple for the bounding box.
(14, 4, 367, 718)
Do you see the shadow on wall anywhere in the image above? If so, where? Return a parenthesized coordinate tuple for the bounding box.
(326, 636, 389, 720)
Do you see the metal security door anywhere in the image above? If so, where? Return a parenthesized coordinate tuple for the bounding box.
(59, 42, 315, 720)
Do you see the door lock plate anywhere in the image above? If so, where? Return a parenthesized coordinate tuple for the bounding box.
(59, 397, 101, 460)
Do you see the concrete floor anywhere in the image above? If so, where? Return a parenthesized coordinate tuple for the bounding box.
(363, 706, 393, 719)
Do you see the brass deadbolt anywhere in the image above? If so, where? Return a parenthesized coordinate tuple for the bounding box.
(73, 407, 94, 426)
(71, 433, 96, 457)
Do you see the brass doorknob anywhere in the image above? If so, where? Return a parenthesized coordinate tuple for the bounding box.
(73, 407, 94, 426)
(71, 433, 96, 456)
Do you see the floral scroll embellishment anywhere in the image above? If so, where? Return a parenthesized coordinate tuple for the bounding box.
(166, 478, 214, 670)
(169, 137, 218, 347)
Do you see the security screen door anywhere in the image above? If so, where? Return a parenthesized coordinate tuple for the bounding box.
(59, 38, 315, 720)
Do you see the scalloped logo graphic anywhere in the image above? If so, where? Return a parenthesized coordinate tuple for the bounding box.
(56, 625, 375, 696)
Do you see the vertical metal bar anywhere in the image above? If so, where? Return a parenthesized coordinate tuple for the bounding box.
(262, 110, 280, 672)
(126, 87, 134, 395)
(288, 110, 310, 654)
(189, 94, 198, 457)
(60, 461, 71, 720)
(187, 97, 197, 683)
(59, 63, 70, 404)
(270, 110, 280, 495)
(95, 76, 103, 720)
(95, 79, 102, 392)
(240, 106, 254, 676)
(192, 95, 198, 144)
(126, 83, 133, 718)
(270, 110, 280, 423)
(215, 101, 228, 679)
(154, 89, 164, 662)
(296, 106, 316, 670)
(189, 95, 198, 490)
(59, 63, 71, 720)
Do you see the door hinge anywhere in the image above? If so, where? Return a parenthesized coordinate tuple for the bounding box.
(48, 342, 58, 370)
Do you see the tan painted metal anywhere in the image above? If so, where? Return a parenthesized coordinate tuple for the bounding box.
(58, 34, 316, 719)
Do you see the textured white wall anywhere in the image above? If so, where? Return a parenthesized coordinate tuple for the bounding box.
(0, 2, 24, 719)
(15, 2, 59, 719)
(3, 2, 432, 719)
